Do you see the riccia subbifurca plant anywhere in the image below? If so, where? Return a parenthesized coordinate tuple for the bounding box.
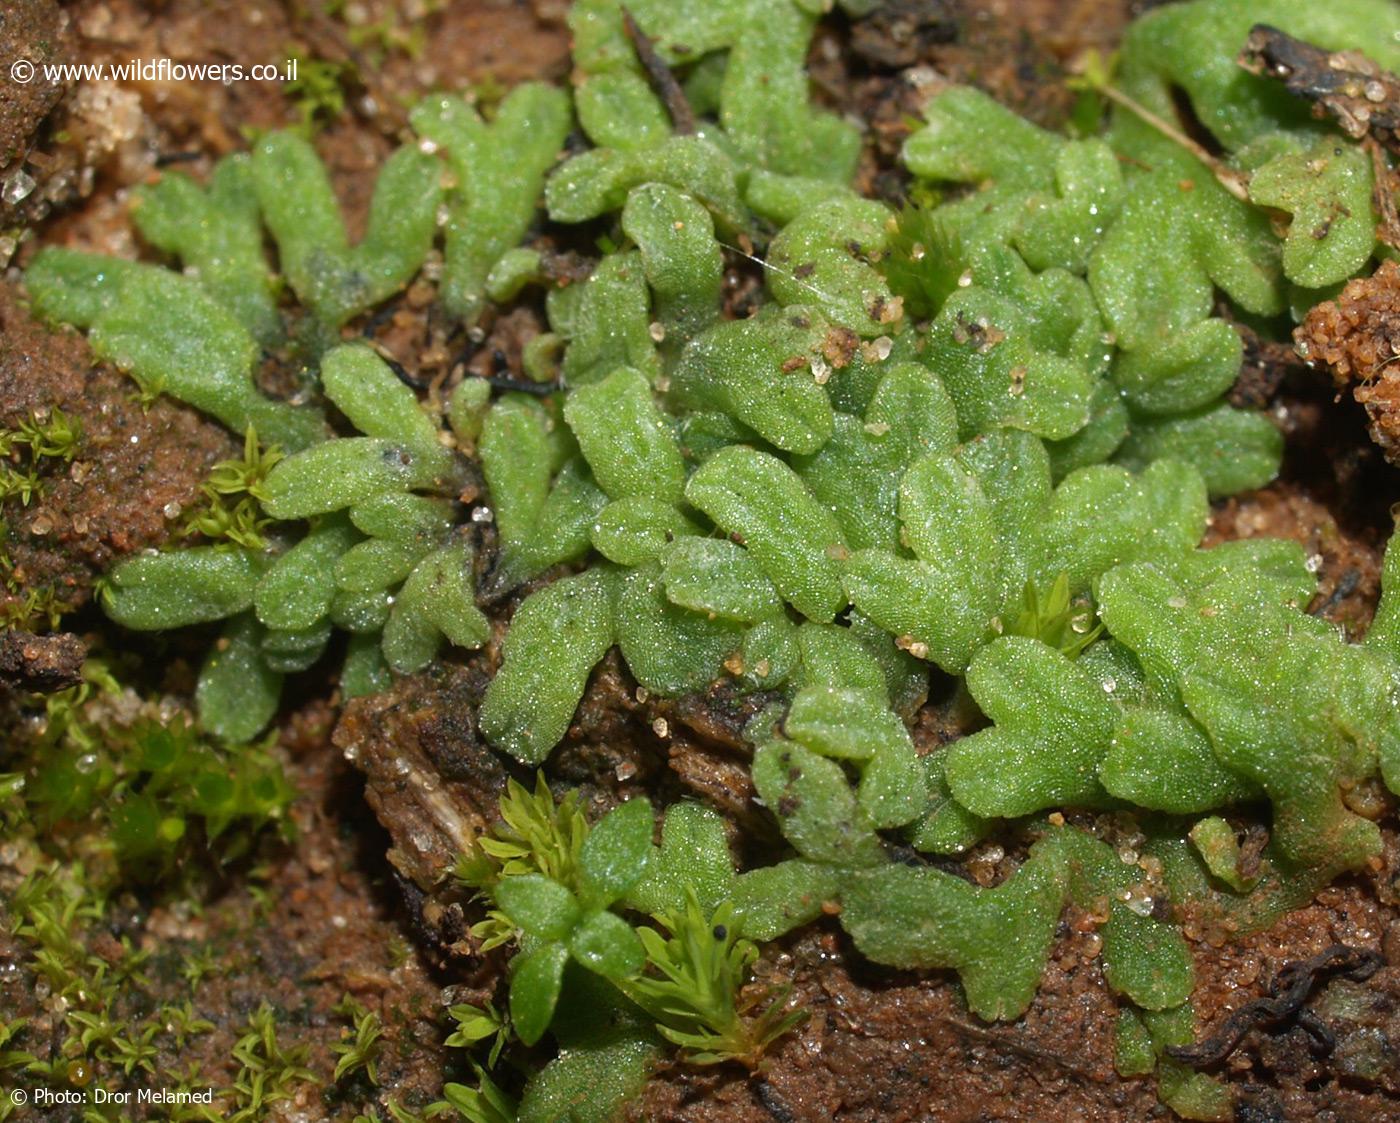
(19, 0, 1400, 1118)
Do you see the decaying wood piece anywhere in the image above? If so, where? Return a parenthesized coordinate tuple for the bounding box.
(334, 665, 506, 893)
(1241, 25, 1400, 249)
(1239, 26, 1400, 151)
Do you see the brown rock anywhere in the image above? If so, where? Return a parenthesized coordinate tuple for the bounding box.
(0, 628, 84, 691)
(0, 0, 70, 215)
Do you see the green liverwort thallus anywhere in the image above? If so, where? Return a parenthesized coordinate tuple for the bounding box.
(21, 0, 1400, 1118)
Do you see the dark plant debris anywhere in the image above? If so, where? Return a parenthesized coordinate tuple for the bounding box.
(1240, 25, 1400, 151)
(1167, 944, 1385, 1068)
(0, 628, 85, 692)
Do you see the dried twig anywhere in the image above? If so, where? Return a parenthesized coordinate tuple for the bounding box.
(1068, 53, 1252, 203)
(621, 7, 696, 135)
(937, 1015, 1105, 1081)
(1166, 944, 1383, 1068)
(1239, 25, 1400, 152)
(1366, 138, 1400, 251)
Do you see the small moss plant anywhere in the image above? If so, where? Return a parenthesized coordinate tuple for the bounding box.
(437, 1072, 518, 1123)
(618, 893, 805, 1068)
(455, 785, 805, 1118)
(0, 863, 307, 1120)
(283, 54, 354, 134)
(0, 408, 82, 627)
(20, 0, 1400, 1118)
(1, 659, 296, 887)
(180, 424, 284, 548)
(331, 996, 385, 1086)
(445, 1001, 511, 1069)
(229, 1002, 318, 1121)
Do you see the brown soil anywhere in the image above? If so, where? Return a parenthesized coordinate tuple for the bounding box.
(4, 2, 1400, 1122)
(628, 922, 1167, 1123)
(0, 281, 234, 625)
(0, 700, 457, 1123)
(1181, 856, 1400, 1123)
(0, 0, 73, 230)
(1296, 260, 1400, 468)
(0, 627, 85, 690)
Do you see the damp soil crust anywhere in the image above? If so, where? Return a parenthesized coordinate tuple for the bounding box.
(3, 2, 1400, 1122)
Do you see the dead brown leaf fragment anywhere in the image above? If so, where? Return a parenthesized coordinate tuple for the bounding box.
(1239, 25, 1400, 151)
